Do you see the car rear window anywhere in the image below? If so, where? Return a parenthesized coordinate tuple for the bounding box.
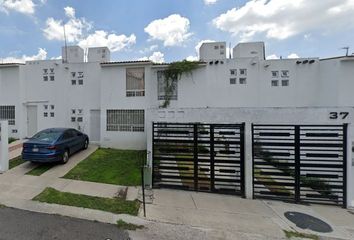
(32, 130, 62, 142)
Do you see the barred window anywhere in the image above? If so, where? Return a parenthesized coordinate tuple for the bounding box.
(107, 109, 144, 132)
(0, 106, 15, 125)
(126, 68, 145, 97)
(157, 71, 177, 100)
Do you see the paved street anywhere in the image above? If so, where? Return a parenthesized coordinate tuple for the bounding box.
(0, 207, 129, 240)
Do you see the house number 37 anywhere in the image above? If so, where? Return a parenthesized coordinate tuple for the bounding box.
(329, 112, 349, 119)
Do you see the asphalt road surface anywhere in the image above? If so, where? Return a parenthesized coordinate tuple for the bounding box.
(0, 207, 130, 240)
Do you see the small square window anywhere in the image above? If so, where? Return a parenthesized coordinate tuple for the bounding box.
(71, 109, 76, 115)
(214, 45, 219, 50)
(50, 112, 55, 117)
(43, 69, 48, 75)
(50, 68, 54, 74)
(50, 76, 55, 81)
(71, 117, 76, 122)
(281, 70, 289, 78)
(44, 105, 48, 110)
(220, 51, 224, 55)
(71, 79, 76, 85)
(271, 71, 279, 78)
(239, 78, 247, 84)
(220, 45, 225, 49)
(78, 79, 83, 85)
(77, 117, 83, 122)
(230, 78, 236, 85)
(43, 76, 48, 81)
(78, 109, 83, 114)
(71, 72, 76, 78)
(50, 105, 54, 110)
(230, 69, 237, 75)
(240, 69, 247, 76)
(271, 80, 279, 87)
(78, 72, 84, 78)
(43, 112, 48, 117)
(282, 79, 289, 86)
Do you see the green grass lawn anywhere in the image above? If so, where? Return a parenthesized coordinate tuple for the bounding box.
(9, 156, 26, 169)
(33, 187, 140, 216)
(26, 164, 55, 176)
(63, 148, 146, 186)
(8, 137, 18, 144)
(116, 219, 144, 230)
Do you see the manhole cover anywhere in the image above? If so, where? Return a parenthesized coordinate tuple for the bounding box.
(284, 211, 333, 233)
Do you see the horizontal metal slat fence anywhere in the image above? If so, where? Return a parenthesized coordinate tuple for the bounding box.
(152, 122, 245, 196)
(252, 124, 347, 208)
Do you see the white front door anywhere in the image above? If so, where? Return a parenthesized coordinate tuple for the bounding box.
(27, 106, 38, 137)
(90, 110, 100, 142)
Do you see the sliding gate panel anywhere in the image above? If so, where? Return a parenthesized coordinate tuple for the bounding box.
(153, 122, 245, 196)
(252, 124, 347, 207)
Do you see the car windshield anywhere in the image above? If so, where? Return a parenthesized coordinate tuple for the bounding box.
(32, 130, 62, 142)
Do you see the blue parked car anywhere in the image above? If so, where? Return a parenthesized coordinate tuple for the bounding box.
(22, 128, 89, 164)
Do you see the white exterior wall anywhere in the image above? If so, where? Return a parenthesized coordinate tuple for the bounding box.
(146, 107, 354, 206)
(100, 63, 154, 150)
(233, 42, 265, 60)
(22, 60, 101, 139)
(199, 42, 227, 61)
(0, 65, 25, 139)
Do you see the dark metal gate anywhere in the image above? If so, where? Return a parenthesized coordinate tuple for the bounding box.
(252, 124, 347, 207)
(153, 122, 245, 196)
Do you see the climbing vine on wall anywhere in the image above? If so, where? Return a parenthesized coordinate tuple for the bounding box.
(161, 60, 200, 108)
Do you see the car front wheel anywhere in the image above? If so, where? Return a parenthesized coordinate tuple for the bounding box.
(61, 150, 69, 164)
(83, 139, 89, 150)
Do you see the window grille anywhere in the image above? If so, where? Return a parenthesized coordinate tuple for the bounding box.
(239, 78, 247, 84)
(107, 109, 144, 132)
(271, 80, 279, 87)
(157, 71, 177, 100)
(0, 106, 15, 125)
(126, 68, 145, 97)
(230, 78, 236, 85)
(240, 69, 247, 76)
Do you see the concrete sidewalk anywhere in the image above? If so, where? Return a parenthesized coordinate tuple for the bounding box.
(0, 144, 141, 225)
(144, 189, 354, 240)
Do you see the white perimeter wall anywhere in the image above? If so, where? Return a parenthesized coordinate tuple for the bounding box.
(146, 106, 354, 207)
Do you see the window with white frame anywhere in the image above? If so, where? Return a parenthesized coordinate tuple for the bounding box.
(271, 71, 279, 78)
(0, 106, 15, 125)
(230, 69, 237, 75)
(239, 78, 247, 84)
(281, 70, 289, 78)
(157, 71, 177, 100)
(271, 80, 279, 87)
(107, 109, 144, 132)
(282, 79, 289, 86)
(126, 68, 145, 97)
(239, 69, 247, 76)
(230, 78, 236, 85)
(50, 75, 55, 81)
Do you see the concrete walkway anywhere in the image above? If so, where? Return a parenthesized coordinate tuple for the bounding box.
(0, 144, 142, 226)
(143, 189, 354, 240)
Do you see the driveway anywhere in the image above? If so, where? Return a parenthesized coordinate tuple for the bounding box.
(0, 207, 129, 240)
(145, 189, 354, 240)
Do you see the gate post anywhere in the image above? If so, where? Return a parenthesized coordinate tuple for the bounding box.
(343, 123, 348, 208)
(294, 125, 300, 203)
(0, 121, 9, 172)
(193, 123, 198, 191)
(244, 122, 253, 199)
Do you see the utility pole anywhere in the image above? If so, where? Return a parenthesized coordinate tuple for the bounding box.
(63, 24, 68, 63)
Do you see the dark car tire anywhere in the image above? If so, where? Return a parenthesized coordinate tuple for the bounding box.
(61, 150, 69, 164)
(83, 139, 89, 150)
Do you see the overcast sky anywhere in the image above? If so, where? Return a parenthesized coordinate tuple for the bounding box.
(1, 0, 354, 63)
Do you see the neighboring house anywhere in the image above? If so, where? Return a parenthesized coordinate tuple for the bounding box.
(0, 42, 354, 149)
